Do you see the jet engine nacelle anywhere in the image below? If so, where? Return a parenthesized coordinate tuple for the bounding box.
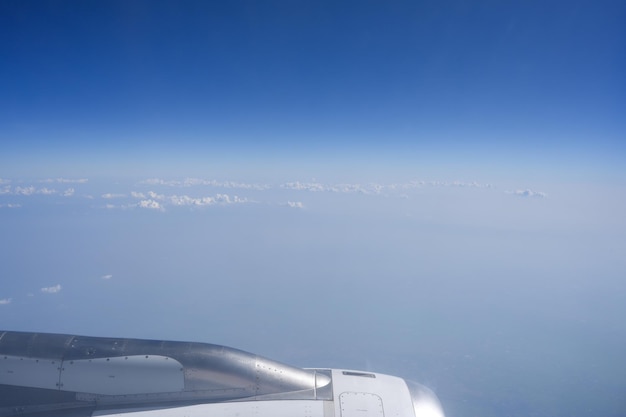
(0, 331, 444, 417)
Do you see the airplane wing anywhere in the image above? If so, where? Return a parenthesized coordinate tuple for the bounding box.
(0, 331, 445, 417)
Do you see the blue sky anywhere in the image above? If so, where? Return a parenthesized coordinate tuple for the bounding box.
(1, 2, 625, 417)
(1, 0, 624, 176)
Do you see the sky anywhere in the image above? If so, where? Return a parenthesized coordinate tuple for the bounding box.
(1, 1, 625, 417)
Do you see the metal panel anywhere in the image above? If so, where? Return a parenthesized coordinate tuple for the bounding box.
(0, 332, 73, 359)
(339, 392, 384, 417)
(331, 370, 415, 417)
(60, 355, 184, 395)
(0, 355, 61, 390)
(0, 331, 326, 400)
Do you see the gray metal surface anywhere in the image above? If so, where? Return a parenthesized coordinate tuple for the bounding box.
(405, 380, 445, 417)
(0, 331, 332, 417)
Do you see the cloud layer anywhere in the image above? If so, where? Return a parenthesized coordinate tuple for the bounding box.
(0, 176, 545, 213)
(508, 189, 547, 198)
(41, 284, 62, 294)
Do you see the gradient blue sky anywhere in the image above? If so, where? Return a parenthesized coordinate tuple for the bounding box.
(1, 2, 625, 417)
(1, 0, 624, 178)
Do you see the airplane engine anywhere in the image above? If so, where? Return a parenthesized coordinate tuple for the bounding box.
(0, 331, 444, 417)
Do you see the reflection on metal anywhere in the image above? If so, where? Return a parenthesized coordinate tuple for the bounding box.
(61, 355, 184, 395)
(0, 354, 184, 395)
(405, 380, 446, 417)
(0, 331, 445, 417)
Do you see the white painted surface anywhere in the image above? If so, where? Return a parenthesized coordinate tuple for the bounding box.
(339, 392, 384, 417)
(331, 370, 415, 417)
(0, 355, 61, 390)
(94, 400, 328, 417)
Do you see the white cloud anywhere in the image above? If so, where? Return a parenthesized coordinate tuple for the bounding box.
(38, 187, 57, 195)
(101, 274, 113, 280)
(281, 181, 369, 193)
(169, 195, 214, 206)
(41, 284, 62, 294)
(329, 184, 369, 194)
(0, 203, 21, 208)
(141, 178, 174, 186)
(1, 177, 504, 213)
(14, 186, 36, 195)
(387, 180, 425, 190)
(40, 178, 88, 184)
(215, 194, 231, 203)
(0, 179, 10, 185)
(167, 193, 248, 207)
(211, 180, 268, 190)
(0, 298, 12, 305)
(137, 199, 163, 210)
(509, 189, 547, 198)
(280, 180, 493, 195)
(148, 191, 165, 200)
(281, 181, 326, 192)
(428, 180, 492, 188)
(128, 191, 250, 209)
(139, 178, 269, 190)
(6, 186, 79, 196)
(130, 191, 166, 200)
